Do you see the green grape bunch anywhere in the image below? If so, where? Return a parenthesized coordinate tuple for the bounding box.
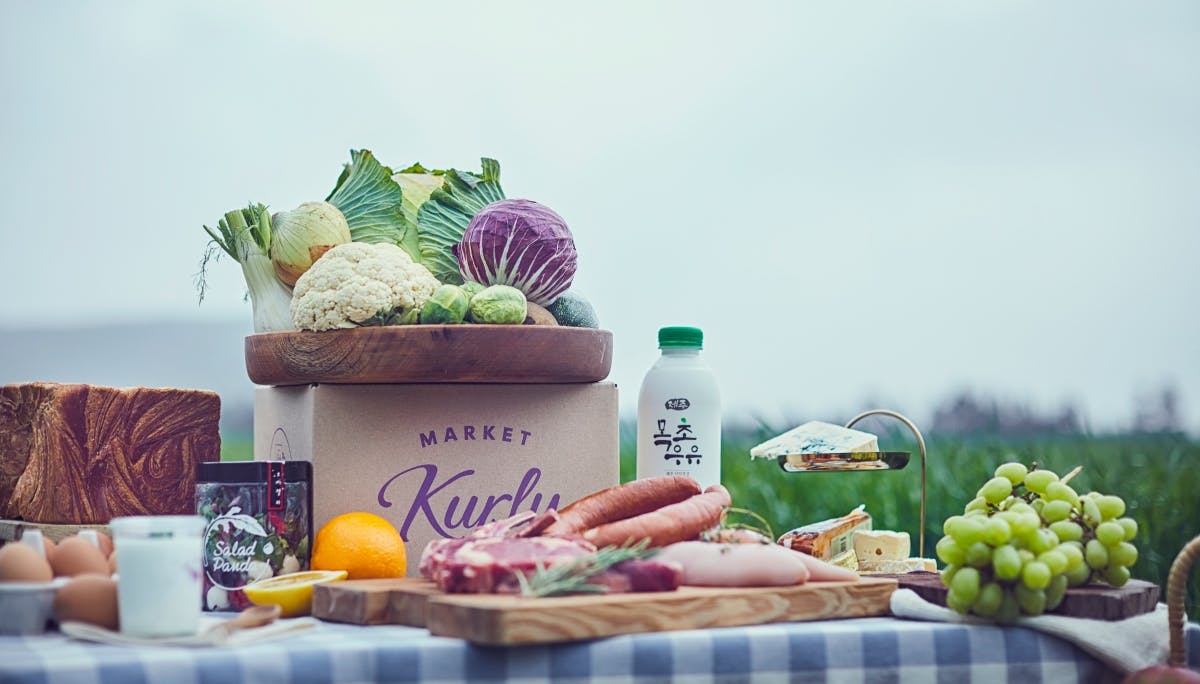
(937, 461, 1139, 623)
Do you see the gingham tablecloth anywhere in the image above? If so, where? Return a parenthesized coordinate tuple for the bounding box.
(2, 617, 1198, 684)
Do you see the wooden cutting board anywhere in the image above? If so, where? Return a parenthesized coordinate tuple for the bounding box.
(884, 571, 1160, 620)
(245, 326, 613, 385)
(312, 577, 897, 645)
(312, 578, 442, 627)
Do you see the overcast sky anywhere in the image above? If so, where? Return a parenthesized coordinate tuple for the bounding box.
(1, 1, 1197, 432)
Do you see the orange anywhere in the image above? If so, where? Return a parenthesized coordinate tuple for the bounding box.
(311, 512, 407, 579)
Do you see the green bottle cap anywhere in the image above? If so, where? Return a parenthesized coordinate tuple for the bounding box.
(658, 326, 703, 349)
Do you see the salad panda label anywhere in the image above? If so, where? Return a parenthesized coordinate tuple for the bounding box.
(195, 461, 313, 611)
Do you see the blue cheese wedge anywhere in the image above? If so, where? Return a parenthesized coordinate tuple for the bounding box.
(750, 421, 879, 460)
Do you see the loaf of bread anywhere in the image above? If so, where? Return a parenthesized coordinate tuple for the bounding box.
(0, 382, 220, 523)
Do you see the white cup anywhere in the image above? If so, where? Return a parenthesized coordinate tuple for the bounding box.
(109, 515, 205, 637)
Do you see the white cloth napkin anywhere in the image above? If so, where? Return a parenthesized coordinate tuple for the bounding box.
(60, 615, 318, 648)
(889, 588, 1169, 674)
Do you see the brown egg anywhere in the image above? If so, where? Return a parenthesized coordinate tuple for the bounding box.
(107, 550, 118, 575)
(43, 538, 58, 564)
(50, 537, 110, 577)
(95, 531, 114, 558)
(53, 574, 119, 630)
(0, 543, 54, 582)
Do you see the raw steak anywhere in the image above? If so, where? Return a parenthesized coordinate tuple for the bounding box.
(418, 511, 552, 578)
(430, 535, 597, 594)
(590, 558, 684, 593)
(421, 513, 683, 595)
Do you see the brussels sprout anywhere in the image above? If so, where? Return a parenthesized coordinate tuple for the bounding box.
(461, 281, 486, 299)
(420, 284, 470, 324)
(468, 285, 527, 324)
(398, 307, 421, 325)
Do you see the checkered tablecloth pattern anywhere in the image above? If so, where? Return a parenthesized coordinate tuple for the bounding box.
(3, 617, 1198, 684)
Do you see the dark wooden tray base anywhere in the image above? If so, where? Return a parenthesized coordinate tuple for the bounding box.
(880, 571, 1159, 620)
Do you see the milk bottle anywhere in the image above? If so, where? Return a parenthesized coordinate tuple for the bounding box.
(636, 326, 722, 489)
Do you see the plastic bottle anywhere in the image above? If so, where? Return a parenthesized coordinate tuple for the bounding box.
(636, 326, 722, 489)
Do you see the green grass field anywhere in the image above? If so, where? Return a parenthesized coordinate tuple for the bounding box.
(225, 427, 1199, 617)
(219, 435, 253, 462)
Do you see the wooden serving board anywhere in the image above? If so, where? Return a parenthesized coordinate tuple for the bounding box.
(312, 578, 442, 627)
(245, 326, 613, 386)
(885, 571, 1160, 620)
(312, 577, 897, 645)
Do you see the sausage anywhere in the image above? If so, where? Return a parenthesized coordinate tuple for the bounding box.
(582, 484, 731, 549)
(543, 475, 702, 537)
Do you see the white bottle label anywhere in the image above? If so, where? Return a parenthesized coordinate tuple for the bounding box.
(637, 356, 721, 489)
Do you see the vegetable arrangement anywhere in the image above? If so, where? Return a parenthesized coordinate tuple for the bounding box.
(199, 150, 598, 332)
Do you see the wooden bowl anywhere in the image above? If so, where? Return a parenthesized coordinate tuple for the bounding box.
(245, 326, 613, 386)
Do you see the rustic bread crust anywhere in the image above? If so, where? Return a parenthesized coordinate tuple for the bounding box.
(0, 382, 220, 523)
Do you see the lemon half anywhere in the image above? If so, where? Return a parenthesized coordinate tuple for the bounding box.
(242, 570, 348, 617)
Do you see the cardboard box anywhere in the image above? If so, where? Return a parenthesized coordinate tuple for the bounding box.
(254, 383, 619, 575)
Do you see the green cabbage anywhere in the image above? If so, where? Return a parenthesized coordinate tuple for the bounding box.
(417, 159, 505, 284)
(394, 163, 444, 237)
(325, 150, 418, 259)
(324, 152, 506, 281)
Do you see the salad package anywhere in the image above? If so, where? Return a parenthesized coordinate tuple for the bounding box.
(195, 461, 312, 611)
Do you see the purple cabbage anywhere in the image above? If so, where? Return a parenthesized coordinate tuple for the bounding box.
(453, 199, 578, 306)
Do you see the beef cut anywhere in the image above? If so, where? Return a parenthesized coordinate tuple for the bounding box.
(430, 535, 597, 594)
(592, 558, 684, 593)
(0, 382, 220, 523)
(420, 512, 682, 595)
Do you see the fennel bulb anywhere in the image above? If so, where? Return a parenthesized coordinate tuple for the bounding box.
(269, 201, 351, 287)
(200, 204, 296, 333)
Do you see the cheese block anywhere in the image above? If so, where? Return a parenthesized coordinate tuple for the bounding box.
(853, 530, 910, 563)
(750, 421, 879, 460)
(858, 558, 937, 574)
(777, 508, 872, 560)
(829, 549, 859, 571)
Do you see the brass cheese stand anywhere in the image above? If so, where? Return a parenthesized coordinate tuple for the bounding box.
(774, 409, 928, 558)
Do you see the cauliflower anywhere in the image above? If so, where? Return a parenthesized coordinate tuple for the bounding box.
(291, 242, 441, 331)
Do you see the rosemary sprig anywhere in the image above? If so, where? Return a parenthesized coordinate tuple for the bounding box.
(515, 539, 654, 598)
(726, 506, 775, 541)
(700, 506, 776, 543)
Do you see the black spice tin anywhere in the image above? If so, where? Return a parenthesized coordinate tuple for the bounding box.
(195, 461, 312, 611)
